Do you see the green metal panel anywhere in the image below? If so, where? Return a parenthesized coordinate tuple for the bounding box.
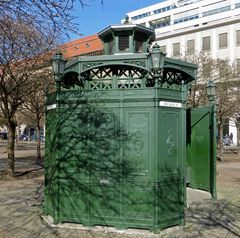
(158, 107, 185, 228)
(186, 107, 216, 197)
(44, 85, 187, 232)
(44, 93, 58, 220)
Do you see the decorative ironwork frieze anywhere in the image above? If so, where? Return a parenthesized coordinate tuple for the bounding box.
(82, 62, 104, 70)
(123, 60, 146, 68)
(90, 80, 113, 90)
(66, 64, 78, 72)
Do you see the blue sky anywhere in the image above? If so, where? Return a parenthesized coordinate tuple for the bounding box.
(70, 0, 162, 40)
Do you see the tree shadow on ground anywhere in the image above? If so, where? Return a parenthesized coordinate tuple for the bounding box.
(186, 196, 240, 237)
(0, 154, 44, 180)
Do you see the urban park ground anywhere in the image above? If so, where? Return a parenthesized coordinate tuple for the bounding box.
(0, 141, 239, 238)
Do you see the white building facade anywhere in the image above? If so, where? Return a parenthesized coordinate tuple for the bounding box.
(127, 0, 240, 64)
(127, 0, 240, 145)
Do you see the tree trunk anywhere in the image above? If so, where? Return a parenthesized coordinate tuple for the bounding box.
(237, 126, 240, 154)
(28, 128, 31, 144)
(7, 121, 16, 177)
(36, 124, 41, 165)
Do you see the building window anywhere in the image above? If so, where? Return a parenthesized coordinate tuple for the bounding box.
(119, 35, 129, 52)
(161, 45, 166, 54)
(134, 32, 144, 53)
(202, 5, 231, 17)
(131, 12, 151, 21)
(202, 36, 210, 51)
(150, 17, 170, 29)
(219, 33, 227, 49)
(236, 30, 240, 46)
(153, 5, 175, 15)
(105, 35, 113, 54)
(173, 14, 198, 24)
(187, 39, 195, 55)
(173, 43, 180, 56)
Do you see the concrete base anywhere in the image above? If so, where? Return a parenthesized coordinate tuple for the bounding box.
(186, 187, 212, 207)
(41, 215, 182, 237)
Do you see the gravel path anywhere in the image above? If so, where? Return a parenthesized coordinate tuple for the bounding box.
(0, 143, 239, 238)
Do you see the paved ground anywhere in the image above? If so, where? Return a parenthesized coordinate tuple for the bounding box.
(0, 142, 239, 238)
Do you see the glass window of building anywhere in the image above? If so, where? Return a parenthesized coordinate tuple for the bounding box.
(119, 34, 129, 52)
(219, 33, 227, 49)
(202, 36, 211, 51)
(173, 43, 180, 56)
(236, 30, 240, 46)
(187, 39, 195, 55)
(105, 35, 113, 54)
(134, 32, 144, 53)
(161, 45, 166, 54)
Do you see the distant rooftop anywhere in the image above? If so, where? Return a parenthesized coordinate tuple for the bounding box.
(61, 34, 103, 59)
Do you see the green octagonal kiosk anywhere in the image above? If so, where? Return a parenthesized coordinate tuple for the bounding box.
(44, 19, 216, 232)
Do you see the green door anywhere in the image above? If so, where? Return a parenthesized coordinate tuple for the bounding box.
(186, 107, 216, 198)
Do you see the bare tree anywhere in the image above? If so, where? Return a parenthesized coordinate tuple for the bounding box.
(184, 52, 214, 107)
(20, 66, 54, 165)
(0, 0, 103, 177)
(185, 53, 239, 158)
(0, 18, 53, 176)
(0, 0, 103, 40)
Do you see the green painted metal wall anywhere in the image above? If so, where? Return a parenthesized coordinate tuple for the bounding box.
(186, 107, 216, 198)
(44, 85, 186, 232)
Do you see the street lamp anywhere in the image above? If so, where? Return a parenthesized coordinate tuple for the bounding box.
(52, 50, 66, 80)
(207, 79, 217, 199)
(206, 80, 216, 102)
(150, 43, 166, 72)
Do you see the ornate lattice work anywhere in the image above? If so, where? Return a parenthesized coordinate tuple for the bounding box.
(81, 65, 149, 90)
(90, 80, 113, 90)
(62, 65, 192, 91)
(118, 78, 143, 89)
(163, 70, 183, 84)
(81, 65, 147, 80)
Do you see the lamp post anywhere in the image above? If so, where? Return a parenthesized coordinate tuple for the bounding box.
(51, 50, 66, 223)
(206, 80, 216, 103)
(150, 43, 166, 70)
(206, 80, 217, 199)
(52, 51, 66, 81)
(52, 50, 66, 107)
(150, 43, 166, 86)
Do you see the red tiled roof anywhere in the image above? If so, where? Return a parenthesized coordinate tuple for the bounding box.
(61, 34, 103, 59)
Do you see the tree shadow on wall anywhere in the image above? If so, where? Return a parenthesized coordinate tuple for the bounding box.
(44, 90, 186, 234)
(45, 91, 148, 228)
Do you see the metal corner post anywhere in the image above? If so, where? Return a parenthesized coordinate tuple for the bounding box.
(210, 101, 217, 199)
(153, 73, 160, 233)
(55, 78, 61, 223)
(181, 82, 187, 222)
(207, 80, 217, 200)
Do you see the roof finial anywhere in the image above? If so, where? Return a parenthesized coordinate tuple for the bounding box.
(124, 15, 130, 24)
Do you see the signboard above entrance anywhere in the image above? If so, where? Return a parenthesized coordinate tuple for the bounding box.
(159, 101, 182, 108)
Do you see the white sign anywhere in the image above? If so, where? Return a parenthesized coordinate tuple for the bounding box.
(159, 101, 182, 108)
(47, 104, 57, 110)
